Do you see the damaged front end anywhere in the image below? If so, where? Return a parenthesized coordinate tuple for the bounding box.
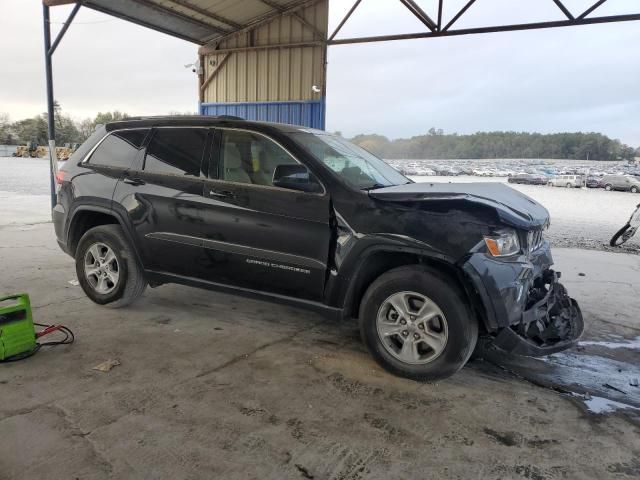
(491, 269, 584, 356)
(464, 246, 584, 357)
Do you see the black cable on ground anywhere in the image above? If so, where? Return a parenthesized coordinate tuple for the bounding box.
(0, 324, 74, 363)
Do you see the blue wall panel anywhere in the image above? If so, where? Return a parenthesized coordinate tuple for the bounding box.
(200, 99, 325, 130)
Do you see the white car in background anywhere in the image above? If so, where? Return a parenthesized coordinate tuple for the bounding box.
(548, 174, 585, 188)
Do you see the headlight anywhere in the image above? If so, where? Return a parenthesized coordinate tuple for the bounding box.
(484, 230, 520, 257)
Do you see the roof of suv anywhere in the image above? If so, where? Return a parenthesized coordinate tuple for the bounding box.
(105, 116, 324, 135)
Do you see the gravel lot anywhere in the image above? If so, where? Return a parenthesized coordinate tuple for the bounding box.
(412, 175, 640, 253)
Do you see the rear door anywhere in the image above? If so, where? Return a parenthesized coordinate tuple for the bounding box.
(197, 128, 332, 301)
(112, 127, 211, 277)
(76, 129, 150, 208)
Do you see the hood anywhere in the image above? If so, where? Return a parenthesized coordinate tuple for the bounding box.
(369, 182, 549, 229)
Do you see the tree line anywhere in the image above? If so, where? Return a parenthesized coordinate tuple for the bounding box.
(2, 109, 638, 161)
(348, 128, 639, 161)
(0, 105, 195, 147)
(0, 105, 130, 147)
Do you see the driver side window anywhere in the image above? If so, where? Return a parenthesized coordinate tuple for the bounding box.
(218, 130, 297, 186)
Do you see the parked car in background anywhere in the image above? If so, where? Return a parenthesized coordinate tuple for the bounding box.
(508, 173, 529, 184)
(585, 176, 602, 188)
(599, 175, 640, 193)
(508, 173, 547, 185)
(547, 174, 584, 188)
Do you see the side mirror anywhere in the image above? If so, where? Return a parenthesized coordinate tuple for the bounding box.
(272, 164, 322, 193)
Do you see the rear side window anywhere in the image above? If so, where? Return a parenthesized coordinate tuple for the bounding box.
(88, 129, 148, 168)
(144, 128, 207, 177)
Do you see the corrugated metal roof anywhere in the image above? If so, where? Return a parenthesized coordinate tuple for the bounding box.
(50, 0, 317, 44)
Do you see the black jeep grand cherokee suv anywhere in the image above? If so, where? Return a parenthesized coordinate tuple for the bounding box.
(54, 116, 583, 380)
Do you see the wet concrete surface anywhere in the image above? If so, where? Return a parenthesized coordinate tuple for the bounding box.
(1, 224, 639, 479)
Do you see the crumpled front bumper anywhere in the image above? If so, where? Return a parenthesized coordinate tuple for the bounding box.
(463, 244, 584, 356)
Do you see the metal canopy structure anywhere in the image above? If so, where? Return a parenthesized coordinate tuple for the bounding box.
(328, 0, 640, 45)
(41, 0, 640, 208)
(44, 0, 325, 45)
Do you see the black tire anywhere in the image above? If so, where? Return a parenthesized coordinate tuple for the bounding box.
(605, 184, 612, 191)
(631, 186, 639, 194)
(610, 223, 634, 247)
(359, 266, 478, 381)
(75, 224, 147, 308)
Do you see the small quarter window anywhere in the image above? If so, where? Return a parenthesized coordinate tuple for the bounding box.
(144, 128, 207, 177)
(88, 129, 148, 169)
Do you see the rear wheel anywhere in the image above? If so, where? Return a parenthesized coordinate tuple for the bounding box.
(359, 266, 478, 381)
(605, 184, 613, 191)
(631, 186, 639, 194)
(75, 225, 147, 308)
(566, 183, 572, 188)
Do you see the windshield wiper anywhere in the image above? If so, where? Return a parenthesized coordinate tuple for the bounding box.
(361, 183, 387, 191)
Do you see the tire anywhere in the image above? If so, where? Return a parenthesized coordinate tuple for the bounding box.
(605, 184, 612, 191)
(610, 223, 636, 246)
(631, 186, 639, 194)
(359, 266, 478, 381)
(548, 182, 553, 187)
(566, 183, 572, 188)
(75, 224, 147, 308)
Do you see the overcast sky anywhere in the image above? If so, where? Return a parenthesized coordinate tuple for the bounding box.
(1, 0, 639, 146)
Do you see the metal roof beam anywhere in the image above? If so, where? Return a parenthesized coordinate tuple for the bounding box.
(257, 0, 323, 39)
(442, 0, 477, 32)
(329, 13, 640, 45)
(578, 0, 608, 20)
(201, 52, 230, 92)
(551, 0, 574, 20)
(42, 0, 78, 6)
(129, 0, 226, 35)
(165, 0, 241, 30)
(199, 0, 323, 55)
(48, 1, 81, 55)
(399, 0, 437, 32)
(328, 0, 362, 41)
(202, 40, 323, 55)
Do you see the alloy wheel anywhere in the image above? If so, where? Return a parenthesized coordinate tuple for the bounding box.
(376, 291, 449, 365)
(84, 242, 120, 294)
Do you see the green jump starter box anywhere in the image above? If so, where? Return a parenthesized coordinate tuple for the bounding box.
(0, 294, 36, 361)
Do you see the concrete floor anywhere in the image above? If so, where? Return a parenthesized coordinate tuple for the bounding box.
(1, 224, 639, 480)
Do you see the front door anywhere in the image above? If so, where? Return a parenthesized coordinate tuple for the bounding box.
(197, 128, 331, 301)
(113, 127, 211, 278)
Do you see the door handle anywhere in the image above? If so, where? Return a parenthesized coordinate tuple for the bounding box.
(209, 189, 235, 199)
(123, 177, 145, 186)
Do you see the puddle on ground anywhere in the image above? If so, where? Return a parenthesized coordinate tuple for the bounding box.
(579, 336, 640, 350)
(580, 395, 640, 414)
(482, 338, 640, 416)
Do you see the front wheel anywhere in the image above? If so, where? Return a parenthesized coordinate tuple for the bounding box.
(75, 224, 147, 308)
(359, 266, 478, 381)
(631, 186, 639, 194)
(605, 184, 613, 191)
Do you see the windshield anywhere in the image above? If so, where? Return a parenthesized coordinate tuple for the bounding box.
(290, 132, 409, 190)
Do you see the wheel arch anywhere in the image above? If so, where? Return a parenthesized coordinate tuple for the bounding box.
(342, 248, 489, 333)
(66, 205, 140, 262)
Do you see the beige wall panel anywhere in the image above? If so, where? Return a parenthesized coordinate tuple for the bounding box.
(202, 0, 328, 104)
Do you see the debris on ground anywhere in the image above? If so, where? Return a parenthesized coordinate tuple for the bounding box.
(92, 359, 121, 372)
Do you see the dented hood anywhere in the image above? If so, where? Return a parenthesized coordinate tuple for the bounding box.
(369, 182, 550, 229)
